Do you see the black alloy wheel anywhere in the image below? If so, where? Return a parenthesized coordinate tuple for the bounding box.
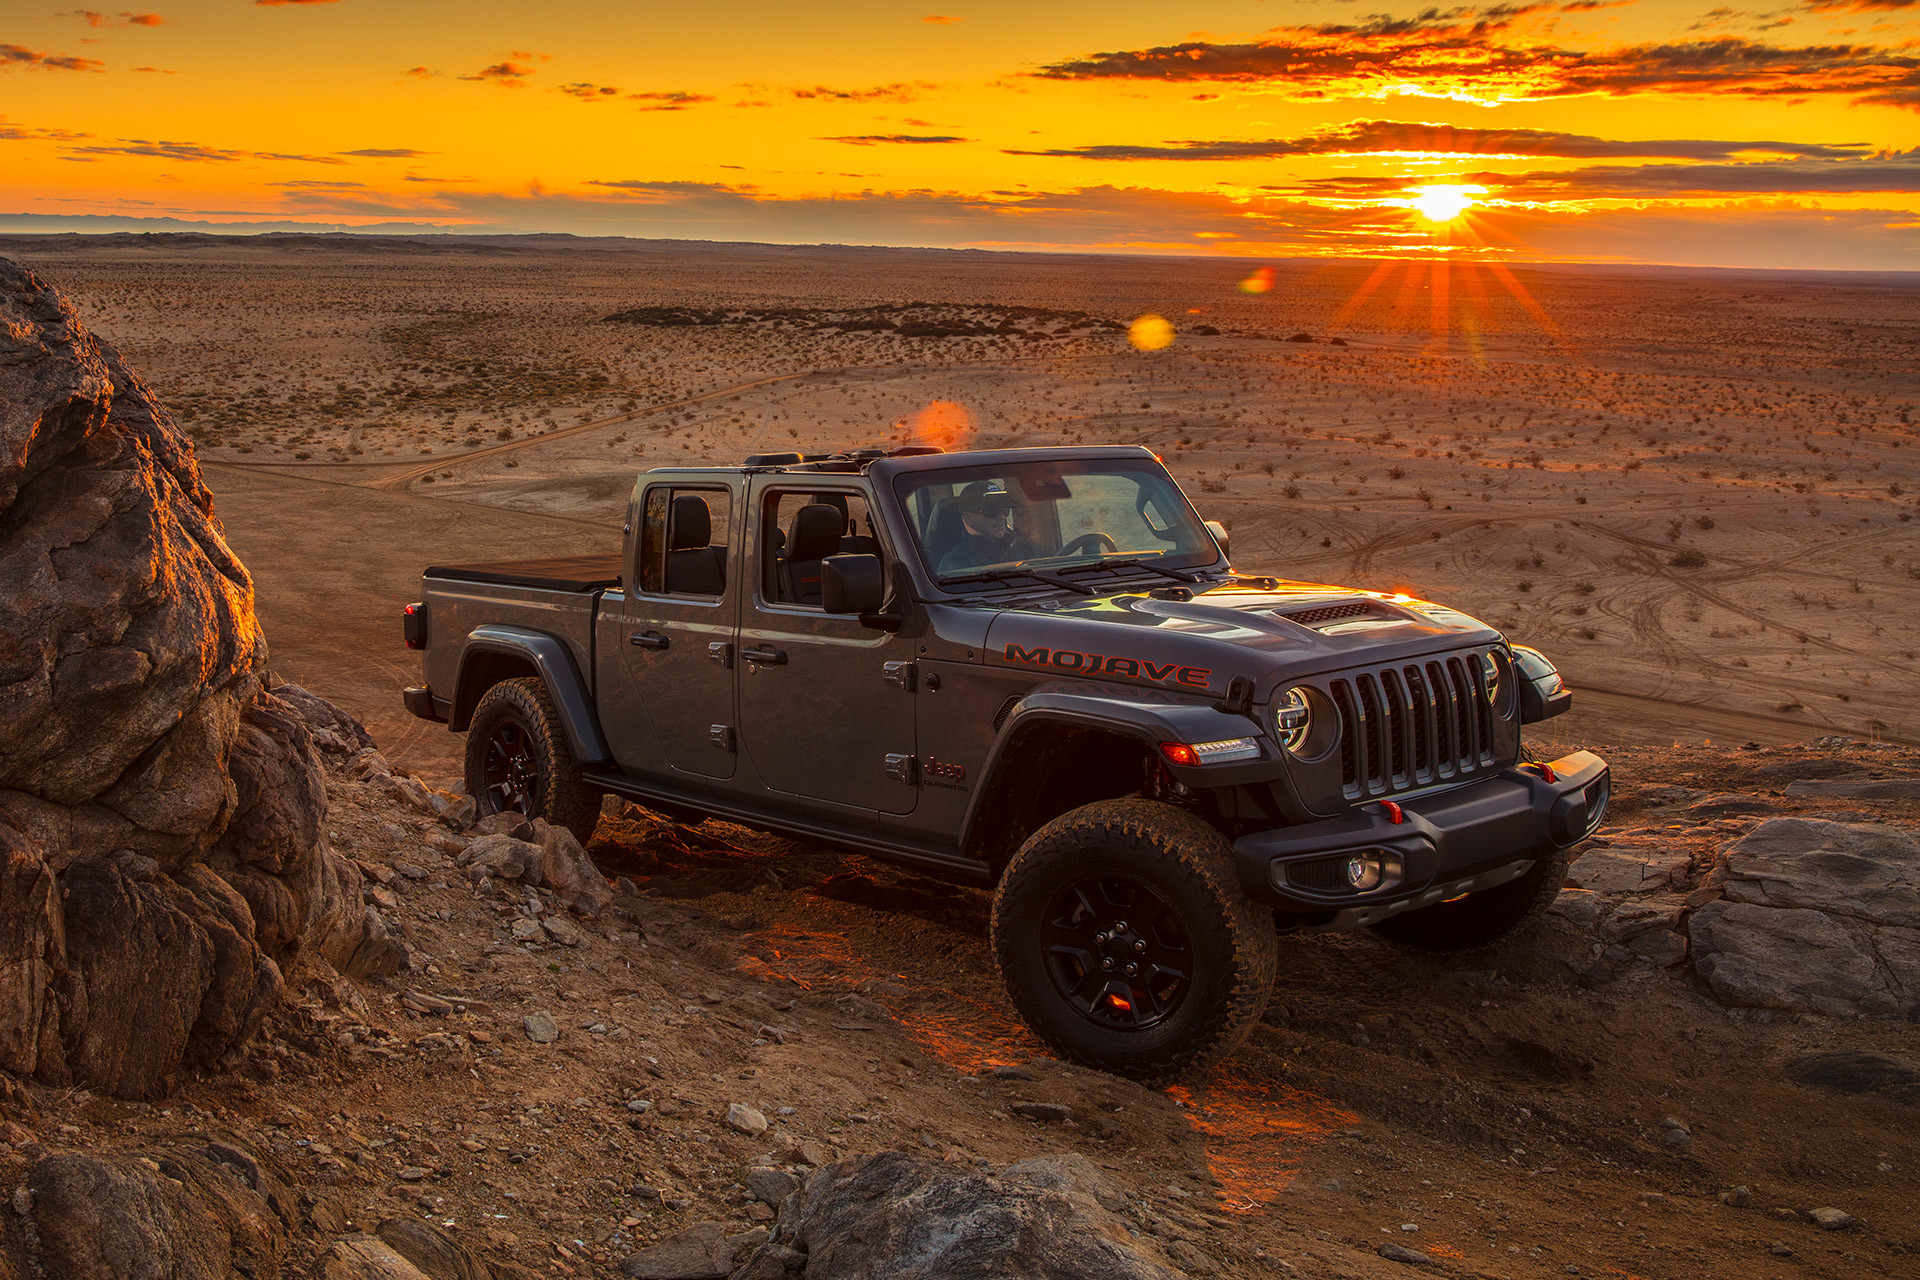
(1041, 872, 1192, 1031)
(463, 677, 605, 843)
(991, 798, 1277, 1082)
(481, 714, 542, 818)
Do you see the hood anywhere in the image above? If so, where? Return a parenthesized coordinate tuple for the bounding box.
(980, 579, 1502, 700)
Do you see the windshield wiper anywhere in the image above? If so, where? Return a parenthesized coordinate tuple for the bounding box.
(1059, 556, 1206, 584)
(938, 568, 1099, 597)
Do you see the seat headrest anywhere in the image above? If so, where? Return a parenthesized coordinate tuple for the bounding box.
(669, 495, 711, 551)
(788, 503, 847, 561)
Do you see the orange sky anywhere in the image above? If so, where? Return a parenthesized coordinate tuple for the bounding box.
(4, 0, 1918, 267)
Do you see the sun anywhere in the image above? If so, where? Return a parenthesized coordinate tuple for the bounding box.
(1404, 184, 1483, 222)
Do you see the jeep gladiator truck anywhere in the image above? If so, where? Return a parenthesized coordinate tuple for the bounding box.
(403, 444, 1606, 1080)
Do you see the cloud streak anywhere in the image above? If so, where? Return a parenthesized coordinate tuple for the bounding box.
(255, 177, 1920, 269)
(1, 43, 106, 72)
(1012, 119, 1873, 162)
(1287, 150, 1920, 197)
(1034, 11, 1920, 111)
(823, 133, 969, 145)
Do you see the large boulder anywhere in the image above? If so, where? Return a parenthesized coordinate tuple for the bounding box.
(730, 1151, 1180, 1280)
(16, 1137, 295, 1279)
(1690, 819, 1919, 1018)
(0, 256, 384, 1098)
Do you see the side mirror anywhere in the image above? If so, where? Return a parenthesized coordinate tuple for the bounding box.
(1204, 519, 1231, 561)
(821, 554, 885, 615)
(1511, 644, 1573, 723)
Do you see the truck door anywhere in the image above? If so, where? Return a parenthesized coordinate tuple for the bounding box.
(608, 481, 740, 780)
(736, 482, 918, 816)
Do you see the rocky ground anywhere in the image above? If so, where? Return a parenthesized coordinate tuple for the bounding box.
(3, 725, 1914, 1280)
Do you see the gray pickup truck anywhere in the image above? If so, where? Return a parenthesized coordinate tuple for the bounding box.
(403, 444, 1605, 1079)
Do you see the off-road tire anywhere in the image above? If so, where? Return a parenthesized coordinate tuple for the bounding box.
(465, 677, 602, 844)
(991, 799, 1278, 1083)
(1367, 842, 1571, 955)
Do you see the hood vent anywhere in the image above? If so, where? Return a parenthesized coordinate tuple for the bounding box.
(1280, 601, 1375, 628)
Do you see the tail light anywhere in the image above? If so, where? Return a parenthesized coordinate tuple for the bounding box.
(403, 602, 428, 649)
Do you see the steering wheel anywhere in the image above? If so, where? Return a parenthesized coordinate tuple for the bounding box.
(1060, 532, 1119, 557)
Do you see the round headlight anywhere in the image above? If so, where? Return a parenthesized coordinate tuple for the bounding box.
(1479, 651, 1501, 704)
(1275, 686, 1311, 753)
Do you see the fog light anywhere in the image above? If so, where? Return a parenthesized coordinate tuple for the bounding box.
(1344, 852, 1402, 892)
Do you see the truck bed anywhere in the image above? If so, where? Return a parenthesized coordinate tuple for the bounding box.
(424, 554, 623, 592)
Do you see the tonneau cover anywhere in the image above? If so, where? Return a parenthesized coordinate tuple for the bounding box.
(425, 553, 623, 591)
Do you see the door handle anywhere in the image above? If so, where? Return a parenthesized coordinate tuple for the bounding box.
(741, 645, 787, 666)
(629, 631, 669, 650)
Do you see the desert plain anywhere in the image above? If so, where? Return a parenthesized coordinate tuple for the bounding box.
(3, 235, 1918, 1280)
(7, 232, 1916, 783)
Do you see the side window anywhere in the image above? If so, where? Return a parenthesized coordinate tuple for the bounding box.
(639, 486, 731, 597)
(762, 489, 883, 607)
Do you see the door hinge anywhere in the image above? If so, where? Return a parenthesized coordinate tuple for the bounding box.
(709, 724, 735, 752)
(707, 642, 732, 669)
(882, 660, 916, 691)
(884, 753, 917, 784)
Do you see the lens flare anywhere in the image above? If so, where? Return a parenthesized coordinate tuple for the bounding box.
(1128, 314, 1175, 351)
(901, 398, 976, 450)
(1238, 266, 1275, 294)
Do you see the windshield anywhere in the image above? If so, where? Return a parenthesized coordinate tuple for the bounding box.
(894, 457, 1218, 585)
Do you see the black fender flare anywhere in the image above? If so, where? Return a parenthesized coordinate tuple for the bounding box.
(454, 625, 612, 766)
(958, 682, 1277, 852)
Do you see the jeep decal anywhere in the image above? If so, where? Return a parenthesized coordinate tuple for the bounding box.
(1003, 643, 1211, 690)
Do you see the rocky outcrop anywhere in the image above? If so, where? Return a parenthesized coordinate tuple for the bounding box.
(1691, 818, 1918, 1018)
(0, 256, 389, 1099)
(8, 1137, 297, 1279)
(729, 1151, 1180, 1280)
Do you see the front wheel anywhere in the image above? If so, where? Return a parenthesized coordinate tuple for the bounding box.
(464, 677, 603, 844)
(990, 799, 1277, 1083)
(1367, 843, 1571, 954)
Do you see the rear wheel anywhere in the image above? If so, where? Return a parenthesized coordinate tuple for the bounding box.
(464, 678, 602, 844)
(991, 799, 1276, 1083)
(1368, 843, 1571, 954)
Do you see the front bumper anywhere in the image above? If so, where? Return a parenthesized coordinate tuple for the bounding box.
(1232, 750, 1608, 928)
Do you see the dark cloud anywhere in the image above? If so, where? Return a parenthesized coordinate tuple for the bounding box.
(402, 66, 436, 79)
(461, 52, 547, 87)
(63, 138, 345, 163)
(1, 43, 106, 71)
(559, 82, 621, 100)
(1034, 13, 1920, 111)
(1012, 119, 1870, 162)
(1803, 0, 1917, 9)
(339, 148, 431, 158)
(0, 115, 91, 141)
(254, 0, 344, 6)
(61, 10, 166, 26)
(627, 91, 715, 110)
(823, 133, 969, 145)
(788, 81, 932, 102)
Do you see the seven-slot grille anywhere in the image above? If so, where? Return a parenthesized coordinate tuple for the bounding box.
(1328, 653, 1497, 799)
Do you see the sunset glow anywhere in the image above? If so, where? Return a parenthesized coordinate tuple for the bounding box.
(1405, 185, 1481, 224)
(1, 0, 1916, 267)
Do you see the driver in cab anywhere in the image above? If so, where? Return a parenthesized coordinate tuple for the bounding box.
(939, 480, 1028, 575)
